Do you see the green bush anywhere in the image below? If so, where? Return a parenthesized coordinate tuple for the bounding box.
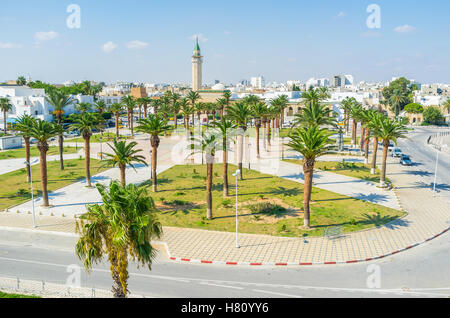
(248, 202, 286, 216)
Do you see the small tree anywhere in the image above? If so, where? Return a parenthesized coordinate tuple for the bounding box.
(136, 115, 169, 192)
(288, 125, 333, 228)
(76, 181, 162, 298)
(0, 97, 13, 134)
(71, 113, 102, 187)
(423, 107, 444, 125)
(15, 115, 37, 182)
(404, 103, 424, 114)
(100, 140, 147, 186)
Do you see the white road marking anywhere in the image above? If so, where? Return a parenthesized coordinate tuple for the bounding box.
(252, 289, 303, 298)
(200, 282, 244, 290)
(1, 256, 448, 297)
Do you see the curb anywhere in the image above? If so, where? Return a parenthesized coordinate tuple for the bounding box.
(167, 227, 450, 266)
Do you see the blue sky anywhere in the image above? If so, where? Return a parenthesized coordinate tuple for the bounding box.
(0, 0, 448, 84)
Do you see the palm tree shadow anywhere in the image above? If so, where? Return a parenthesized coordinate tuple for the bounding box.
(360, 213, 410, 229)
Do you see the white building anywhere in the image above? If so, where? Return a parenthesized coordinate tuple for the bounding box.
(0, 85, 94, 126)
(250, 76, 265, 89)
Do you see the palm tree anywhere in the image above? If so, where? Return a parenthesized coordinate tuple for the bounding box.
(28, 119, 61, 207)
(211, 119, 236, 197)
(358, 109, 378, 163)
(136, 115, 169, 192)
(223, 91, 232, 115)
(227, 101, 252, 180)
(16, 76, 27, 86)
(76, 181, 162, 298)
(76, 102, 92, 114)
(366, 112, 385, 175)
(340, 97, 355, 134)
(110, 103, 123, 138)
(100, 140, 147, 186)
(292, 101, 337, 128)
(251, 101, 268, 158)
(443, 99, 450, 125)
(168, 92, 181, 129)
(15, 115, 36, 182)
(349, 102, 363, 147)
(288, 125, 333, 228)
(46, 90, 73, 171)
(94, 100, 107, 115)
(71, 113, 102, 187)
(389, 89, 409, 117)
(194, 102, 205, 135)
(190, 129, 222, 219)
(187, 90, 201, 109)
(121, 96, 136, 136)
(0, 97, 13, 134)
(152, 98, 161, 116)
(179, 98, 192, 132)
(138, 97, 152, 118)
(216, 98, 227, 119)
(370, 116, 408, 187)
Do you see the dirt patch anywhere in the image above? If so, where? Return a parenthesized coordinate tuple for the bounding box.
(241, 197, 304, 224)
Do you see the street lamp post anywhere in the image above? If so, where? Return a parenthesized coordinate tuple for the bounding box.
(247, 141, 251, 170)
(232, 169, 241, 249)
(24, 159, 38, 228)
(433, 144, 448, 197)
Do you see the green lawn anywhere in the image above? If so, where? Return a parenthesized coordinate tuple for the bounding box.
(285, 159, 390, 184)
(0, 146, 78, 160)
(0, 158, 107, 211)
(0, 291, 40, 298)
(143, 164, 404, 238)
(67, 132, 132, 143)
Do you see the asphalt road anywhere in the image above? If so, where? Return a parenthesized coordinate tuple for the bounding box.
(0, 229, 448, 298)
(397, 127, 450, 203)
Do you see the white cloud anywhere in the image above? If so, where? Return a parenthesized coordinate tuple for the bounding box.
(0, 42, 23, 49)
(189, 34, 208, 43)
(287, 57, 297, 62)
(394, 25, 416, 33)
(126, 40, 148, 49)
(34, 31, 59, 42)
(337, 11, 345, 17)
(224, 30, 232, 36)
(102, 41, 118, 53)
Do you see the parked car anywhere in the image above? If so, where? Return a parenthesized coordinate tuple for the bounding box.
(393, 148, 402, 158)
(400, 155, 412, 166)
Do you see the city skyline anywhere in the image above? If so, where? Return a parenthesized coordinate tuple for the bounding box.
(0, 0, 449, 84)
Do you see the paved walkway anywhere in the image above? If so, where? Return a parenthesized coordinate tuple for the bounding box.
(0, 153, 82, 176)
(0, 133, 448, 264)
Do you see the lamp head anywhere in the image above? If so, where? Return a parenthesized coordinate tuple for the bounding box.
(232, 169, 241, 177)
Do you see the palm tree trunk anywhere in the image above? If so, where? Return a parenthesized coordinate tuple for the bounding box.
(38, 142, 50, 207)
(138, 106, 142, 120)
(57, 116, 64, 171)
(115, 113, 119, 138)
(206, 161, 213, 219)
(380, 140, 389, 187)
(256, 125, 261, 158)
(130, 111, 134, 136)
(267, 120, 271, 146)
(152, 146, 157, 192)
(352, 120, 357, 147)
(111, 255, 126, 298)
(223, 138, 229, 197)
(364, 130, 370, 164)
(303, 159, 314, 229)
(174, 112, 178, 129)
(84, 136, 92, 187)
(24, 137, 31, 183)
(371, 137, 379, 175)
(3, 111, 6, 134)
(360, 126, 365, 152)
(143, 105, 148, 118)
(119, 164, 126, 186)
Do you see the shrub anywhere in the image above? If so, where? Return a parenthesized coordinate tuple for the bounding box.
(221, 199, 232, 208)
(174, 191, 185, 196)
(248, 203, 286, 216)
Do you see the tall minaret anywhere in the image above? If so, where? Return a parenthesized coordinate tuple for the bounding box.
(191, 37, 203, 91)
